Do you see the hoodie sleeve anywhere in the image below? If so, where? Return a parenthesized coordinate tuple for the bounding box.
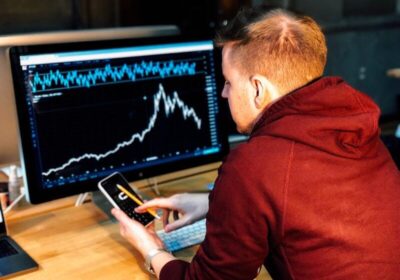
(160, 151, 270, 280)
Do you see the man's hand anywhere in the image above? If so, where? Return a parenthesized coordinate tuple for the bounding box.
(112, 208, 177, 277)
(111, 208, 164, 258)
(135, 193, 209, 232)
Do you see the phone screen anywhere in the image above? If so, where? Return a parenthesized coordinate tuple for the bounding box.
(98, 172, 155, 226)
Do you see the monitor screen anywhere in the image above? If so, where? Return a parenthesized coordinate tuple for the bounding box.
(9, 37, 228, 204)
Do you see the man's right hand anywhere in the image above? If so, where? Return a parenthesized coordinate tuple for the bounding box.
(135, 193, 209, 232)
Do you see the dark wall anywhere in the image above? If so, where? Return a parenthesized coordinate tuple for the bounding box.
(0, 0, 123, 34)
(117, 0, 219, 37)
(0, 0, 221, 37)
(343, 0, 397, 17)
(324, 25, 400, 121)
(0, 0, 78, 33)
(291, 0, 398, 21)
(287, 0, 400, 121)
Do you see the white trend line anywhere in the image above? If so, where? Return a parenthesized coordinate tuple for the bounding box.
(42, 84, 202, 176)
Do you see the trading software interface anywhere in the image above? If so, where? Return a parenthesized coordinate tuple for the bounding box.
(17, 41, 222, 189)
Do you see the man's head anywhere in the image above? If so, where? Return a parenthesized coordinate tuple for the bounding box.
(216, 8, 327, 134)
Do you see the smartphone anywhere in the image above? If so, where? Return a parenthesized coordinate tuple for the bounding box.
(98, 172, 155, 226)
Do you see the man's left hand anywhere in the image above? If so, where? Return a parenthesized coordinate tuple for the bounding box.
(111, 208, 164, 258)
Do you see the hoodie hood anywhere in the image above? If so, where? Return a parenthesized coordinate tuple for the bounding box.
(251, 77, 381, 159)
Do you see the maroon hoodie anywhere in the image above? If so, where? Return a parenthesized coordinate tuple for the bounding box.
(160, 77, 400, 279)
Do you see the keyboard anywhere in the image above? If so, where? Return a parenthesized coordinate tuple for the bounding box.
(0, 239, 18, 258)
(157, 219, 207, 252)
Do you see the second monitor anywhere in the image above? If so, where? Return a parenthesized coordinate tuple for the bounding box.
(10, 37, 228, 204)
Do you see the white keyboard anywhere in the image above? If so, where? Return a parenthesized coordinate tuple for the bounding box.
(157, 219, 207, 252)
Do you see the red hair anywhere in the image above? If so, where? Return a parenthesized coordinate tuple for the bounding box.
(216, 9, 327, 94)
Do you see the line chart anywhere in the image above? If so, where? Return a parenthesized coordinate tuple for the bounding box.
(42, 83, 202, 176)
(29, 60, 198, 93)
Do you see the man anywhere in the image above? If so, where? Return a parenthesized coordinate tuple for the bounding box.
(112, 8, 400, 279)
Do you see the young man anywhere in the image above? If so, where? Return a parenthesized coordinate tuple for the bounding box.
(112, 8, 400, 279)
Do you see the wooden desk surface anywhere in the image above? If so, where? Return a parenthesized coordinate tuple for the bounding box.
(9, 200, 155, 279)
(5, 166, 270, 279)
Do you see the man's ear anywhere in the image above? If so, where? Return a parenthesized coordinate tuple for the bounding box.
(250, 75, 280, 109)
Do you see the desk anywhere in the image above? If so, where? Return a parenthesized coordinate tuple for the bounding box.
(6, 167, 271, 279)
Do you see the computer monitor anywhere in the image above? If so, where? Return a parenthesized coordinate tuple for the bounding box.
(9, 36, 228, 204)
(0, 26, 179, 165)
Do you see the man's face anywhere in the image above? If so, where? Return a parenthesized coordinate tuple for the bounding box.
(221, 46, 257, 134)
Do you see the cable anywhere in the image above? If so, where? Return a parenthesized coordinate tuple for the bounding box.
(4, 187, 25, 215)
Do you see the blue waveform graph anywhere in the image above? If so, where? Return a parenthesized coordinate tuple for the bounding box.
(29, 60, 199, 93)
(42, 84, 202, 177)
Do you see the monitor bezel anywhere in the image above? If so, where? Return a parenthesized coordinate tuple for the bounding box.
(9, 35, 229, 204)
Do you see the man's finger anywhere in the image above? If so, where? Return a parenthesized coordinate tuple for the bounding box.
(135, 197, 175, 212)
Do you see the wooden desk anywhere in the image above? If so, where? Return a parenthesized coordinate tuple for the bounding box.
(6, 166, 270, 279)
(9, 199, 155, 279)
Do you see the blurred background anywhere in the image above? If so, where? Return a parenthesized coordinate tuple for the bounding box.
(1, 0, 400, 165)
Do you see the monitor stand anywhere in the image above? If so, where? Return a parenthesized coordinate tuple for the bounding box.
(92, 190, 115, 221)
(146, 177, 160, 196)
